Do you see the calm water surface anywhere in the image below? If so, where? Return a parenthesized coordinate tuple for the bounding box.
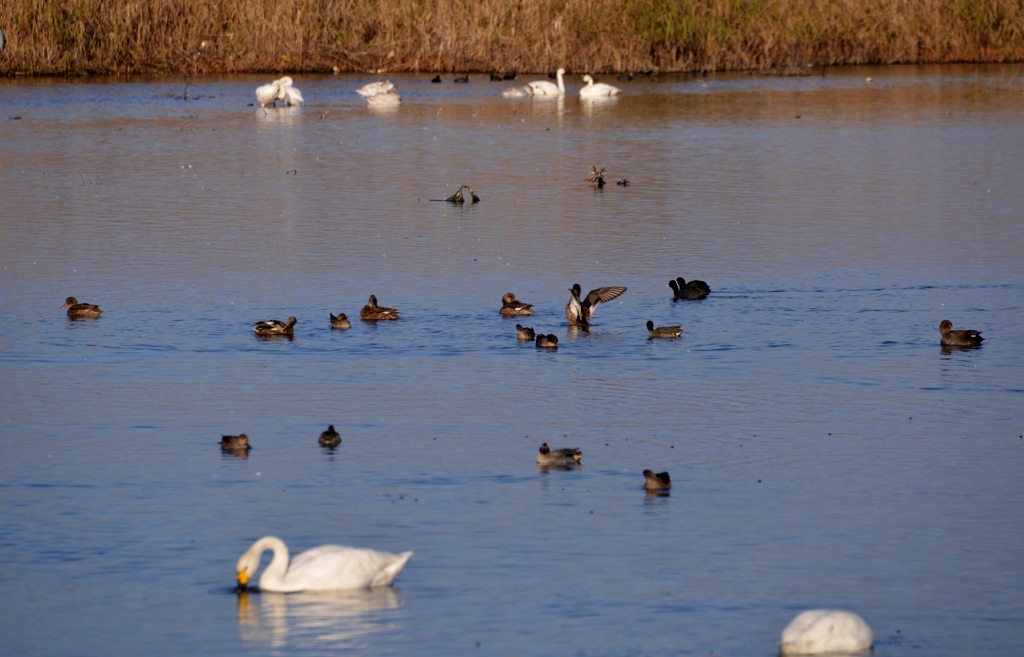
(1, 64, 1023, 656)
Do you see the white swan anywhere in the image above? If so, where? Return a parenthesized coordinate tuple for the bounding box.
(278, 77, 304, 106)
(236, 536, 413, 592)
(255, 79, 285, 107)
(366, 90, 402, 106)
(357, 79, 396, 97)
(780, 610, 874, 654)
(579, 75, 620, 98)
(502, 86, 533, 98)
(526, 68, 565, 96)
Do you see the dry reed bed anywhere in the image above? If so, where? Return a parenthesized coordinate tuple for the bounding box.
(2, 0, 1023, 76)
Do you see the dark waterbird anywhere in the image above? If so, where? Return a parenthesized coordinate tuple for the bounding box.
(253, 317, 296, 336)
(430, 75, 441, 83)
(490, 73, 502, 81)
(669, 277, 710, 300)
(330, 312, 351, 330)
(939, 319, 983, 347)
(643, 470, 671, 490)
(566, 284, 627, 328)
(360, 295, 400, 320)
(618, 73, 633, 81)
(500, 292, 535, 316)
(535, 334, 558, 349)
(453, 75, 469, 83)
(61, 296, 102, 318)
(516, 324, 536, 340)
(646, 321, 682, 339)
(537, 443, 581, 465)
(319, 425, 341, 448)
(220, 434, 250, 451)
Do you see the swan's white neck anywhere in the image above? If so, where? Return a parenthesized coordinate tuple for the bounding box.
(556, 70, 565, 93)
(251, 536, 290, 590)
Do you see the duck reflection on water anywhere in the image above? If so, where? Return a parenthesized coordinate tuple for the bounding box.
(237, 587, 403, 651)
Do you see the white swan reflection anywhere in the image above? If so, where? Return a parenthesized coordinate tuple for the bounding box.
(237, 588, 403, 650)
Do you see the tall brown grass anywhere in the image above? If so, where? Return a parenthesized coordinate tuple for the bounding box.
(2, 0, 1022, 76)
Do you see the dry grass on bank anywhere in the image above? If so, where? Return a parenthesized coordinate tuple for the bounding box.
(2, 0, 1023, 76)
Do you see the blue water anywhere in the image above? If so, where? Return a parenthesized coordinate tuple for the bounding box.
(1, 64, 1022, 656)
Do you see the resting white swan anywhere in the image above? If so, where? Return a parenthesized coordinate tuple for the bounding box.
(278, 77, 304, 106)
(780, 610, 874, 654)
(579, 75, 620, 98)
(502, 86, 533, 98)
(357, 79, 396, 97)
(367, 90, 402, 106)
(255, 79, 285, 107)
(526, 68, 565, 96)
(236, 536, 413, 592)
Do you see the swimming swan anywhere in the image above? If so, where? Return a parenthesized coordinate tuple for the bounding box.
(526, 68, 566, 96)
(779, 609, 874, 655)
(255, 77, 304, 107)
(236, 536, 413, 592)
(579, 75, 621, 98)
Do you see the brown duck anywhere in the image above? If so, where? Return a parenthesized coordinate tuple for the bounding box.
(500, 292, 535, 316)
(360, 295, 400, 320)
(537, 443, 582, 466)
(647, 320, 682, 338)
(535, 334, 558, 349)
(220, 434, 251, 451)
(516, 324, 536, 340)
(643, 470, 671, 490)
(566, 284, 627, 328)
(254, 317, 296, 336)
(61, 296, 102, 318)
(330, 313, 351, 330)
(318, 425, 341, 448)
(939, 320, 983, 347)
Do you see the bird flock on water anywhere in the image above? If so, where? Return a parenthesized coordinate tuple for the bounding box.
(50, 67, 980, 651)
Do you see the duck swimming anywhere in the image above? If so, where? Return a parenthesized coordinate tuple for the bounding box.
(61, 296, 102, 318)
(220, 434, 250, 451)
(500, 292, 535, 316)
(318, 425, 341, 448)
(330, 313, 351, 330)
(537, 443, 582, 466)
(668, 277, 710, 300)
(516, 324, 536, 340)
(360, 295, 400, 320)
(643, 470, 671, 490)
(779, 609, 874, 655)
(254, 317, 297, 336)
(647, 321, 682, 339)
(235, 535, 413, 592)
(535, 334, 558, 349)
(939, 319, 983, 346)
(566, 284, 627, 328)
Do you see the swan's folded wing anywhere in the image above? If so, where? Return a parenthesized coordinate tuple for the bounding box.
(584, 286, 627, 309)
(288, 545, 413, 591)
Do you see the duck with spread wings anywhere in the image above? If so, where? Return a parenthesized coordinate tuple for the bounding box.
(565, 284, 627, 328)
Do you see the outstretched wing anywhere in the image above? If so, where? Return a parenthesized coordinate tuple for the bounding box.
(583, 286, 627, 313)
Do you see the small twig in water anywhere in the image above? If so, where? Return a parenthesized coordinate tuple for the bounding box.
(587, 166, 606, 188)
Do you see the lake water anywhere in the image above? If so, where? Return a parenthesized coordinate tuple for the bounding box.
(1, 64, 1022, 656)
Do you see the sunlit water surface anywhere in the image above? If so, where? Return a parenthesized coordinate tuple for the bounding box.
(1, 64, 1023, 656)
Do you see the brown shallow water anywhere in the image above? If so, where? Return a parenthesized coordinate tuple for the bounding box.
(1, 64, 1023, 656)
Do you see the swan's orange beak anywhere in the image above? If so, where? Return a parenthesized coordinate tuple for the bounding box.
(236, 568, 249, 588)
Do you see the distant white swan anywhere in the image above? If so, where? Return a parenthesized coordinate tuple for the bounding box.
(780, 610, 874, 655)
(502, 86, 533, 98)
(357, 79, 401, 105)
(579, 75, 620, 98)
(255, 79, 284, 107)
(278, 77, 304, 106)
(526, 68, 565, 96)
(236, 536, 413, 593)
(357, 79, 396, 97)
(255, 77, 304, 107)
